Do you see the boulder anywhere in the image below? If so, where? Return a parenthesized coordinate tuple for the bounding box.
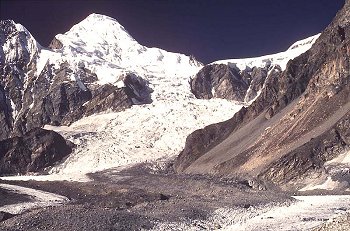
(0, 128, 73, 175)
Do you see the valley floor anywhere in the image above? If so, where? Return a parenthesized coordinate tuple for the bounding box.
(1, 162, 350, 230)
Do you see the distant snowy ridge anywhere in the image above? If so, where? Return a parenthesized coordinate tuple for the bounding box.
(212, 34, 320, 71)
(189, 34, 320, 106)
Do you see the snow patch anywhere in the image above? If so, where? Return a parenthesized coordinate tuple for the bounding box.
(0, 183, 68, 214)
(326, 150, 350, 165)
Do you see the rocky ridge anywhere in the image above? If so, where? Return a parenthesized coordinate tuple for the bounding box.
(191, 63, 282, 103)
(190, 33, 319, 104)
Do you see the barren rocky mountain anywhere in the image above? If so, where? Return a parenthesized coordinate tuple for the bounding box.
(175, 0, 350, 191)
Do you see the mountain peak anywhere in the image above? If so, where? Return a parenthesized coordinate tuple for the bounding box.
(0, 20, 40, 64)
(1, 20, 29, 37)
(79, 13, 128, 32)
(84, 13, 119, 22)
(59, 13, 136, 44)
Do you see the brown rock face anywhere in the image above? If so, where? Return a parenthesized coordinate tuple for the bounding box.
(48, 37, 63, 50)
(0, 128, 73, 176)
(175, 1, 350, 189)
(190, 63, 281, 103)
(190, 64, 249, 101)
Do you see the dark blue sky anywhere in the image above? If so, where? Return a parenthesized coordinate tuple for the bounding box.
(0, 0, 345, 64)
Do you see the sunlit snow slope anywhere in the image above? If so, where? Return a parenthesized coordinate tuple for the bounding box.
(213, 34, 320, 71)
(37, 13, 202, 87)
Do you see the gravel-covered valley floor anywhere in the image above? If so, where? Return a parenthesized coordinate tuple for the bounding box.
(0, 162, 292, 230)
(1, 162, 350, 230)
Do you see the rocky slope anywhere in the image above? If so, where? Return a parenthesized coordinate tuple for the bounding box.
(175, 0, 350, 191)
(312, 212, 350, 231)
(0, 211, 14, 222)
(0, 128, 73, 176)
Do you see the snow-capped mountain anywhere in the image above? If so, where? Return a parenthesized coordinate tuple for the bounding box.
(1, 13, 320, 179)
(0, 14, 203, 141)
(0, 14, 235, 178)
(39, 13, 202, 86)
(1, 2, 350, 229)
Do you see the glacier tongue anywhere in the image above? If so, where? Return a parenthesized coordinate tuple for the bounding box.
(46, 99, 242, 179)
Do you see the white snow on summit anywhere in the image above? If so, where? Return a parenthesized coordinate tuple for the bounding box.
(37, 13, 202, 86)
(2, 21, 41, 64)
(213, 34, 320, 71)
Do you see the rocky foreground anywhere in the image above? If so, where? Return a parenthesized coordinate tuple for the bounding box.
(0, 162, 291, 230)
(1, 161, 350, 230)
(312, 213, 350, 231)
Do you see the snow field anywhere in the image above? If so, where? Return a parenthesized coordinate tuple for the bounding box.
(0, 184, 68, 214)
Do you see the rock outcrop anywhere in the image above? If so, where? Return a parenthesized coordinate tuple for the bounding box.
(0, 20, 39, 140)
(190, 63, 281, 103)
(175, 0, 350, 190)
(190, 64, 249, 101)
(0, 128, 73, 176)
(0, 211, 14, 222)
